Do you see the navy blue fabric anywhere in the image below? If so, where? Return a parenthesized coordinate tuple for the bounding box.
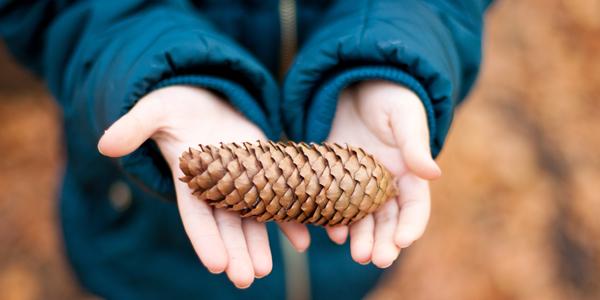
(0, 0, 491, 299)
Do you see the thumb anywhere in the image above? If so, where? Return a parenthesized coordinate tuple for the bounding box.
(400, 138, 441, 180)
(98, 99, 163, 158)
(391, 100, 441, 180)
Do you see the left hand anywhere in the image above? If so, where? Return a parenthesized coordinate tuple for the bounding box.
(325, 80, 441, 268)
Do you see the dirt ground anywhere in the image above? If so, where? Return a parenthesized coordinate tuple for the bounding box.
(1, 0, 599, 299)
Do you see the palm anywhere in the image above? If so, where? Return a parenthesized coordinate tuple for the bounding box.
(325, 81, 440, 268)
(327, 95, 407, 176)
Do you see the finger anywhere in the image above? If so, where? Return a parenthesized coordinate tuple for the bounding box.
(214, 209, 255, 288)
(371, 200, 401, 268)
(395, 175, 431, 248)
(277, 222, 310, 252)
(176, 183, 228, 274)
(326, 225, 349, 245)
(349, 214, 375, 264)
(401, 139, 441, 180)
(242, 219, 273, 279)
(98, 98, 162, 157)
(390, 99, 441, 180)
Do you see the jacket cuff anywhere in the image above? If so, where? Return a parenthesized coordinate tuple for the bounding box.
(305, 66, 440, 157)
(120, 75, 271, 201)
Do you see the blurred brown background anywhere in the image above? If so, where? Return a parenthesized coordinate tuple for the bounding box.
(1, 0, 599, 299)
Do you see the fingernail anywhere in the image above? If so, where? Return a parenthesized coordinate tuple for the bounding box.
(97, 143, 106, 155)
(395, 236, 410, 247)
(207, 268, 222, 275)
(432, 164, 442, 177)
(295, 243, 309, 253)
(397, 239, 414, 248)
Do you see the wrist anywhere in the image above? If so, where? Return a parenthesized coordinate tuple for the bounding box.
(148, 75, 280, 140)
(356, 80, 421, 103)
(140, 85, 236, 126)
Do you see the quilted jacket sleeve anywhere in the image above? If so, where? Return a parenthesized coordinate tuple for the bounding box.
(0, 0, 280, 198)
(283, 0, 493, 157)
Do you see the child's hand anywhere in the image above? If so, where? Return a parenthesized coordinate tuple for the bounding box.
(97, 86, 310, 288)
(325, 80, 441, 268)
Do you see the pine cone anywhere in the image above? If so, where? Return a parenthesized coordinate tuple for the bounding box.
(179, 141, 397, 226)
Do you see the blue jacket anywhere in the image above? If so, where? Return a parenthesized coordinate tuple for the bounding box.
(0, 0, 491, 299)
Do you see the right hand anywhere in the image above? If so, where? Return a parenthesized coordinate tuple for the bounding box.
(97, 85, 310, 289)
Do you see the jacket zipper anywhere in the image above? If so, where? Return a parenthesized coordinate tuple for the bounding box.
(278, 0, 298, 80)
(278, 5, 310, 299)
